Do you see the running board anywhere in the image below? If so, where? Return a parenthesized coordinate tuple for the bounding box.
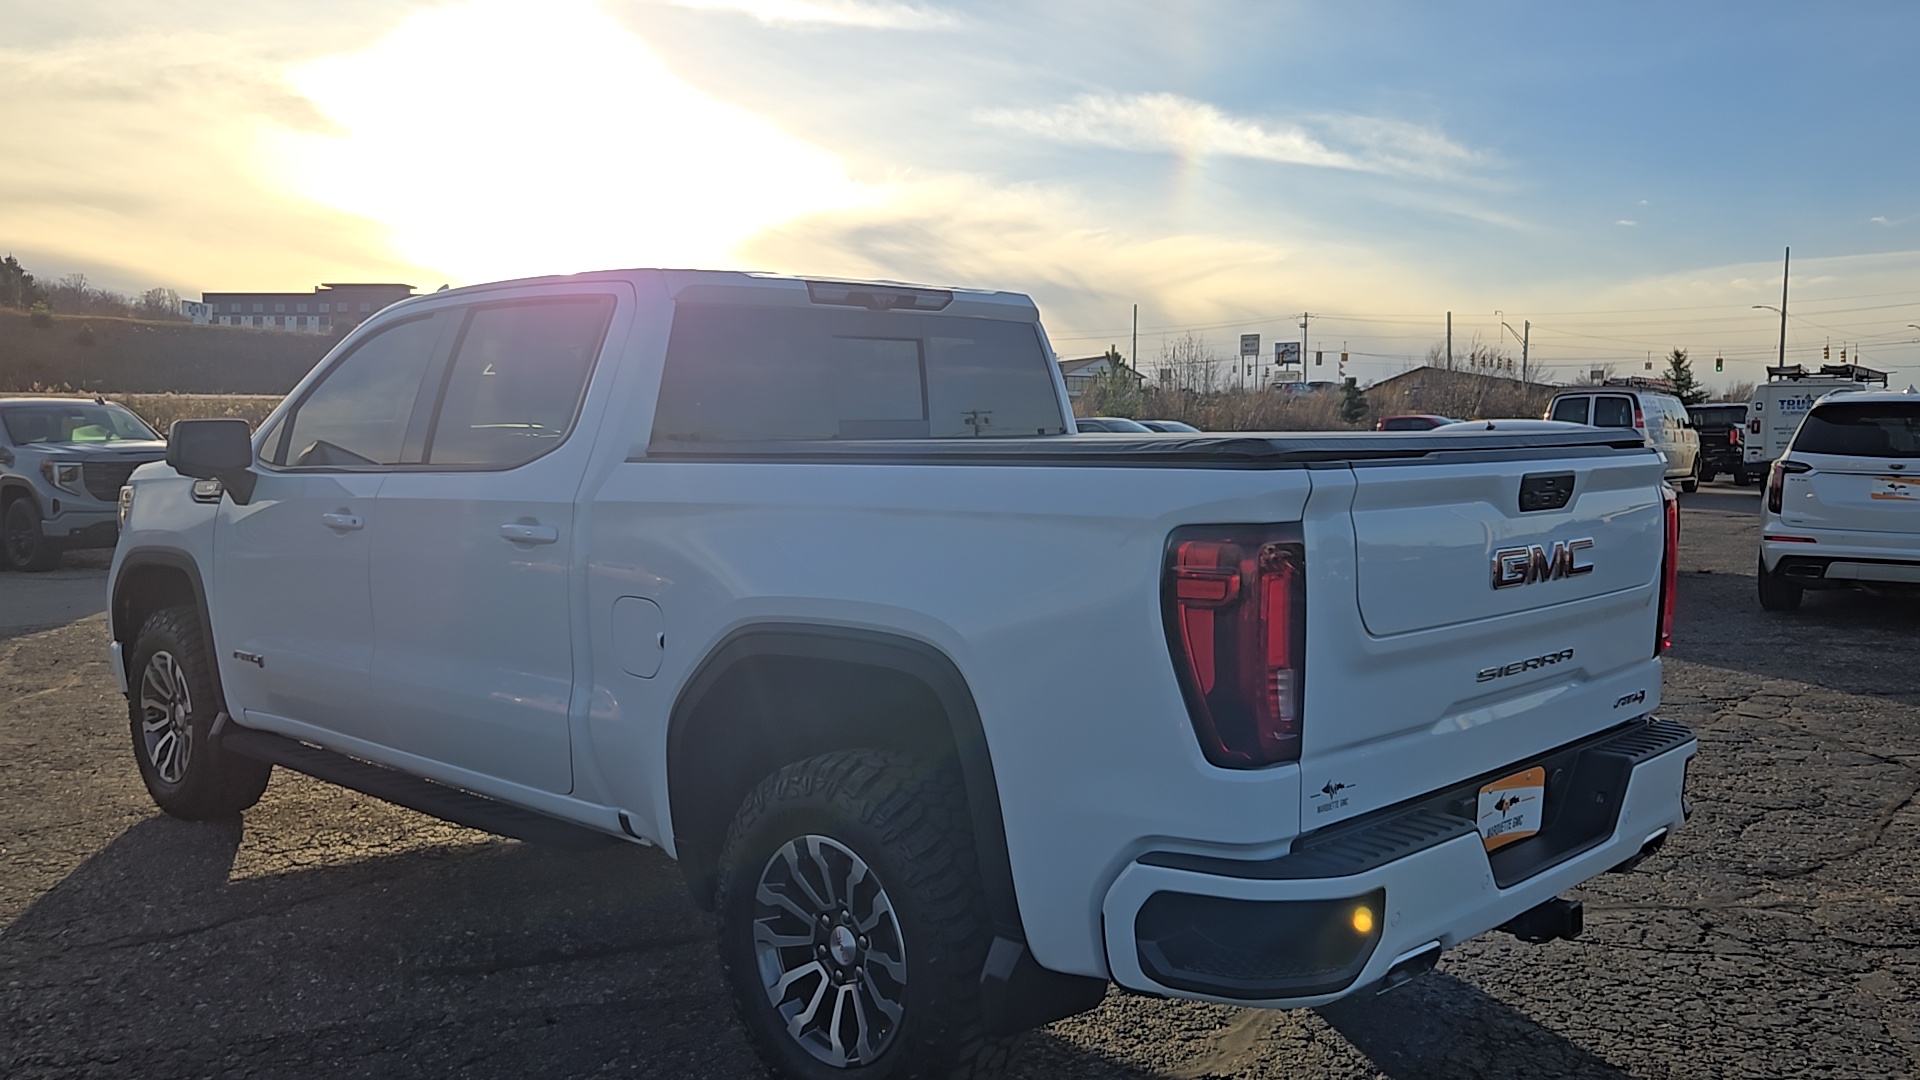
(221, 725, 622, 850)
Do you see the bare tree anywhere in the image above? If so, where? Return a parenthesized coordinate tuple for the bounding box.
(1720, 380, 1756, 403)
(1157, 332, 1225, 394)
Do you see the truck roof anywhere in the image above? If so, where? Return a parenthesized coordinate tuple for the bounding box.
(397, 269, 1042, 322)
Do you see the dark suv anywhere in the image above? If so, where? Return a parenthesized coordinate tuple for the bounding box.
(1687, 402, 1753, 485)
(0, 397, 167, 571)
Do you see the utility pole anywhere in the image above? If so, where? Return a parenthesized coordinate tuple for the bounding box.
(1131, 304, 1138, 377)
(1299, 312, 1312, 386)
(1521, 320, 1529, 383)
(1446, 311, 1453, 370)
(1778, 247, 1789, 369)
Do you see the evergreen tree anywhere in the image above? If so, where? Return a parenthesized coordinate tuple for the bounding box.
(1339, 377, 1369, 425)
(1664, 347, 1705, 405)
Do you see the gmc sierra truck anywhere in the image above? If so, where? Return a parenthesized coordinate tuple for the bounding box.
(109, 269, 1694, 1078)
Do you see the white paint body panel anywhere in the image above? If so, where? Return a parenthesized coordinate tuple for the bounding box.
(108, 268, 1689, 1002)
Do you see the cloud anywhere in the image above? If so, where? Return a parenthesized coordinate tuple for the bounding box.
(276, 0, 873, 282)
(0, 30, 413, 294)
(1617, 219, 1637, 226)
(737, 173, 1447, 349)
(664, 0, 955, 28)
(975, 92, 1480, 179)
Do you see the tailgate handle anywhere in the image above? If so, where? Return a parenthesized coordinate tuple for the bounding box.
(1519, 472, 1575, 512)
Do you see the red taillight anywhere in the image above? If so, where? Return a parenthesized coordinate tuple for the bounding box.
(1164, 526, 1305, 768)
(1728, 427, 1740, 446)
(1766, 460, 1785, 513)
(1656, 485, 1679, 655)
(1633, 406, 1645, 430)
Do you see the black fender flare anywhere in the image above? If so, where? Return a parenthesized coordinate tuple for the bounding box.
(112, 546, 222, 702)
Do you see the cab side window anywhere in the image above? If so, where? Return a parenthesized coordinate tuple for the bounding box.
(1550, 397, 1590, 424)
(421, 297, 614, 468)
(268, 314, 446, 468)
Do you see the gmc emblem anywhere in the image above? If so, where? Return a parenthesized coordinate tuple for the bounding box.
(1491, 538, 1595, 589)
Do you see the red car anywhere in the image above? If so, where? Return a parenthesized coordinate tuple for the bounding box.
(1374, 414, 1457, 431)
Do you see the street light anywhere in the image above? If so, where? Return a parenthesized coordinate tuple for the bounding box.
(1754, 304, 1786, 369)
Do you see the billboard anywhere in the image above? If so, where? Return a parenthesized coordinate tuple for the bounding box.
(1274, 341, 1301, 366)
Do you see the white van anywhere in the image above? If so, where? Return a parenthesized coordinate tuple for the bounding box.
(1745, 364, 1889, 473)
(1547, 383, 1703, 491)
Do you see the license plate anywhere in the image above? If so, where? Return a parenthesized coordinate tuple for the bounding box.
(1477, 766, 1546, 851)
(1871, 477, 1919, 502)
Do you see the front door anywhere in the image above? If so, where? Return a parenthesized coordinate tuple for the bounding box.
(366, 289, 624, 794)
(213, 311, 452, 739)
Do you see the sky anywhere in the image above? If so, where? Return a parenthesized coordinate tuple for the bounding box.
(6, 0, 1920, 389)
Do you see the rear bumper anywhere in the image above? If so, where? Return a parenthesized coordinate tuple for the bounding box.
(1100, 717, 1695, 1007)
(1762, 529, 1920, 584)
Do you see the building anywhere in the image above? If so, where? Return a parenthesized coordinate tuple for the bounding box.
(189, 283, 416, 334)
(1058, 353, 1144, 400)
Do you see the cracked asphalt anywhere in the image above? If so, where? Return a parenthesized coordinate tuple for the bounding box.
(4, 484, 1917, 1079)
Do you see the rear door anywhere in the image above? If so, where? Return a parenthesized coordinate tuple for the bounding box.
(1299, 443, 1668, 825)
(366, 285, 628, 794)
(1779, 399, 1920, 534)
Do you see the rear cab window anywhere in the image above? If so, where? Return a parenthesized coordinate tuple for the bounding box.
(1793, 401, 1920, 458)
(650, 304, 1068, 443)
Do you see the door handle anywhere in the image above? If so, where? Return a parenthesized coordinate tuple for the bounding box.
(500, 522, 559, 545)
(321, 512, 363, 531)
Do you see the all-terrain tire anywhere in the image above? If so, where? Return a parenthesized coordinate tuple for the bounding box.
(127, 605, 273, 819)
(715, 749, 1017, 1080)
(2, 498, 61, 572)
(1756, 554, 1803, 612)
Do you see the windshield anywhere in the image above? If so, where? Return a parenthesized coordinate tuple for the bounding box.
(1794, 401, 1920, 458)
(1, 402, 159, 444)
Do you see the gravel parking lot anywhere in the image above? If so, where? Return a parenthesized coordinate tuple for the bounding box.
(4, 485, 1916, 1079)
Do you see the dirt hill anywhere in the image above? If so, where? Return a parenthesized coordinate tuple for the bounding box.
(0, 309, 332, 395)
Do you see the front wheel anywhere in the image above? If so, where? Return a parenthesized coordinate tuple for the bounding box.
(1757, 554, 1803, 612)
(128, 605, 273, 819)
(1, 499, 61, 572)
(716, 750, 1014, 1080)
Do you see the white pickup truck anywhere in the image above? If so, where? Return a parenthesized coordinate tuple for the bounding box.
(109, 269, 1694, 1078)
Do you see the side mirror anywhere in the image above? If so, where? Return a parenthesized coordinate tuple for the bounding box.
(167, 419, 257, 504)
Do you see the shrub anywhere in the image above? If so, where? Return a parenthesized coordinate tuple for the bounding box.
(75, 323, 95, 347)
(29, 301, 53, 328)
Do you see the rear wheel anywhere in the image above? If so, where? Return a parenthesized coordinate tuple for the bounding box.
(1733, 465, 1754, 487)
(716, 749, 1014, 1080)
(1757, 554, 1803, 612)
(128, 605, 273, 819)
(1679, 456, 1701, 494)
(1, 499, 61, 572)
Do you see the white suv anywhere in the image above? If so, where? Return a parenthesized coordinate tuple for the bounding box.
(1758, 388, 1920, 610)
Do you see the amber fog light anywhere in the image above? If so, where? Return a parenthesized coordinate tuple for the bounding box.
(1135, 888, 1385, 999)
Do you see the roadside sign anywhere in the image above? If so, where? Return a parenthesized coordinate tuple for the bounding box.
(1275, 342, 1301, 366)
(1240, 333, 1261, 358)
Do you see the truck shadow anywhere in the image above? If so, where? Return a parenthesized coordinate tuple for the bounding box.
(6, 815, 1641, 1079)
(1313, 972, 1634, 1080)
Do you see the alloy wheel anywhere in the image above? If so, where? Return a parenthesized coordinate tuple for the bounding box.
(753, 834, 908, 1068)
(138, 650, 194, 784)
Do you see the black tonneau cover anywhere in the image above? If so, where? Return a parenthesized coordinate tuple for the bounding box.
(640, 428, 1654, 468)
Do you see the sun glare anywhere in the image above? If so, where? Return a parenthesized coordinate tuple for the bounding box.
(272, 0, 870, 284)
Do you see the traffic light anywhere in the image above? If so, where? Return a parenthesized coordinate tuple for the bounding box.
(1824, 344, 1830, 360)
(1715, 356, 1723, 372)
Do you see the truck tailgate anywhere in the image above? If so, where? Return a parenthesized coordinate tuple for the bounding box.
(1301, 447, 1669, 828)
